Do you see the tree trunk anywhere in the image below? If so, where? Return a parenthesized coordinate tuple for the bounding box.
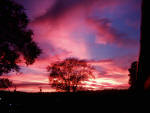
(136, 0, 149, 91)
(72, 85, 77, 92)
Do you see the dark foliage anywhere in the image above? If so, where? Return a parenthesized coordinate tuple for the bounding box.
(0, 0, 41, 75)
(128, 61, 138, 90)
(47, 58, 95, 92)
(0, 78, 12, 89)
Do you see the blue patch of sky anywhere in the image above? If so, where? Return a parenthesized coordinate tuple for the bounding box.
(20, 66, 46, 75)
(71, 0, 141, 61)
(91, 0, 141, 41)
(81, 33, 138, 60)
(89, 43, 138, 60)
(72, 25, 139, 61)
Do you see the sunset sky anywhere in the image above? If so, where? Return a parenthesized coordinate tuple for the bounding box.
(1, 0, 141, 92)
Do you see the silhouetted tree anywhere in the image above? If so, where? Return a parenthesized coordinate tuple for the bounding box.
(0, 0, 41, 75)
(0, 78, 12, 90)
(136, 0, 149, 91)
(47, 58, 95, 92)
(128, 61, 138, 90)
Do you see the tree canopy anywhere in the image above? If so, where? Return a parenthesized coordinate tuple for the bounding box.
(0, 78, 12, 89)
(47, 58, 95, 92)
(0, 0, 41, 75)
(128, 61, 138, 90)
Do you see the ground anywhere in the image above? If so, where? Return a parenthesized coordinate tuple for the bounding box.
(0, 90, 149, 113)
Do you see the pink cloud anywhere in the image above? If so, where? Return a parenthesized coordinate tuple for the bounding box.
(86, 57, 134, 89)
(0, 73, 55, 92)
(0, 57, 130, 92)
(1, 0, 140, 92)
(28, 0, 139, 64)
(87, 18, 138, 47)
(29, 0, 138, 51)
(29, 9, 91, 60)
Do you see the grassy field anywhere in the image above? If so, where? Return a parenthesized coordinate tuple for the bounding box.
(0, 90, 149, 113)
